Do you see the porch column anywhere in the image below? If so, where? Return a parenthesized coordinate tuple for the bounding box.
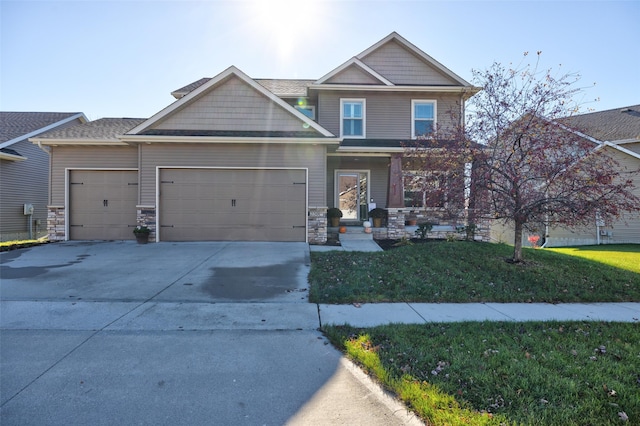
(387, 153, 404, 208)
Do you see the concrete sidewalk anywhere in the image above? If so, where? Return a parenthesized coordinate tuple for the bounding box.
(319, 302, 640, 327)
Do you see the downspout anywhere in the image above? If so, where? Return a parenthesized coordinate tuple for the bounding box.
(540, 213, 549, 248)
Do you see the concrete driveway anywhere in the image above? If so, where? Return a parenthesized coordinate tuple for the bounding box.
(0, 242, 421, 426)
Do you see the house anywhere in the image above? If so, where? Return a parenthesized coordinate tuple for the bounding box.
(30, 32, 480, 243)
(490, 105, 640, 247)
(0, 112, 86, 241)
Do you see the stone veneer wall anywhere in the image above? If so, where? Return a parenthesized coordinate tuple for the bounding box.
(386, 208, 406, 239)
(137, 206, 156, 242)
(47, 206, 66, 241)
(308, 206, 327, 244)
(382, 207, 492, 242)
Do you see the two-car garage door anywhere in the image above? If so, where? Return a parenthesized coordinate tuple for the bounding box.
(158, 168, 307, 242)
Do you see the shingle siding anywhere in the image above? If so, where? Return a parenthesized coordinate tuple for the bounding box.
(153, 76, 313, 134)
(360, 40, 459, 86)
(325, 66, 382, 85)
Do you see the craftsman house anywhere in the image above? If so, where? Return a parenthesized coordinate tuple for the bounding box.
(1, 112, 86, 241)
(31, 32, 480, 243)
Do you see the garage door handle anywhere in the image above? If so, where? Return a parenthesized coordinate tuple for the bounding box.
(293, 225, 305, 228)
(232, 199, 236, 207)
(103, 200, 108, 207)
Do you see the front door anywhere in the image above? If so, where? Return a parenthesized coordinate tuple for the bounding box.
(336, 171, 369, 221)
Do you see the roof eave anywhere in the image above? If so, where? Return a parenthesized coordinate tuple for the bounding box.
(335, 146, 403, 153)
(309, 84, 481, 95)
(0, 152, 27, 161)
(29, 138, 129, 146)
(119, 135, 341, 144)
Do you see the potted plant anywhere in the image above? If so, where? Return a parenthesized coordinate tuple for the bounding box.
(369, 208, 387, 228)
(133, 225, 150, 244)
(327, 207, 343, 227)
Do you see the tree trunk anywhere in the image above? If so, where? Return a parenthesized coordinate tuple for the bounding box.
(513, 221, 523, 262)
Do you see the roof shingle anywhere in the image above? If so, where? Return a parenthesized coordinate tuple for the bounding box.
(0, 112, 82, 144)
(561, 105, 640, 142)
(34, 118, 146, 140)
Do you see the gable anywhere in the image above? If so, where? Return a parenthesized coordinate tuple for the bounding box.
(360, 39, 460, 86)
(151, 75, 315, 134)
(129, 66, 334, 138)
(324, 64, 386, 85)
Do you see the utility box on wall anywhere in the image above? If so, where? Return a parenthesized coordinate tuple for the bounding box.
(23, 204, 34, 215)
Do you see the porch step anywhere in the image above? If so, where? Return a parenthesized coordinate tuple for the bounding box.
(336, 226, 375, 241)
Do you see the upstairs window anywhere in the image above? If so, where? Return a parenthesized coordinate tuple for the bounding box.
(412, 100, 436, 138)
(341, 99, 365, 138)
(295, 105, 316, 120)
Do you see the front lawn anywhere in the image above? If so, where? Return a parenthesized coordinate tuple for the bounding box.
(325, 321, 640, 425)
(309, 241, 640, 304)
(548, 245, 640, 274)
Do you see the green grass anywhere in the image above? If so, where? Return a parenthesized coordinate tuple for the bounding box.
(0, 237, 48, 251)
(324, 322, 640, 425)
(309, 241, 640, 304)
(548, 245, 640, 274)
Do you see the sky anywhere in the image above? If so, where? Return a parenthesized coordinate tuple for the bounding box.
(1, 0, 639, 121)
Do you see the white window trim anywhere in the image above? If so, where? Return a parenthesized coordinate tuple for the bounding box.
(295, 105, 316, 120)
(411, 99, 437, 139)
(340, 98, 366, 139)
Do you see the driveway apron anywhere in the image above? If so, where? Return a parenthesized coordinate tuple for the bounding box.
(0, 242, 420, 425)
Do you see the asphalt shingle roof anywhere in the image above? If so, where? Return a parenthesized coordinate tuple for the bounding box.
(0, 112, 82, 144)
(35, 118, 146, 140)
(561, 105, 640, 142)
(172, 78, 314, 98)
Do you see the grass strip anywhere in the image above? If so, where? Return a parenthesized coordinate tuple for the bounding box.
(324, 321, 640, 425)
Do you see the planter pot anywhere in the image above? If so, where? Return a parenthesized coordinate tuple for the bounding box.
(406, 219, 417, 226)
(372, 218, 383, 228)
(339, 226, 347, 234)
(364, 227, 372, 234)
(330, 217, 341, 227)
(135, 234, 149, 244)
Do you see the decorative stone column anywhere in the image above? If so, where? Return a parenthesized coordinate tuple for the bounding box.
(308, 206, 327, 244)
(47, 206, 66, 241)
(136, 206, 156, 242)
(386, 208, 406, 239)
(387, 153, 404, 208)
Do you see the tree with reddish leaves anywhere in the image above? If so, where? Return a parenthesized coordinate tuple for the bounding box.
(406, 53, 640, 262)
(467, 53, 640, 262)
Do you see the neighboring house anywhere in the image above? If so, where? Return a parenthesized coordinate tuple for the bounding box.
(490, 105, 640, 247)
(0, 112, 86, 241)
(31, 32, 480, 243)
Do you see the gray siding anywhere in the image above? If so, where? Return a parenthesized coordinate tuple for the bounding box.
(361, 40, 459, 86)
(491, 148, 640, 246)
(140, 143, 326, 206)
(326, 156, 389, 208)
(49, 146, 138, 205)
(153, 76, 313, 133)
(622, 142, 640, 155)
(0, 139, 49, 240)
(326, 66, 382, 85)
(318, 91, 461, 138)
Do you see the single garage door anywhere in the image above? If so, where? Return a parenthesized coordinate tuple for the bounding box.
(159, 168, 306, 242)
(69, 170, 138, 240)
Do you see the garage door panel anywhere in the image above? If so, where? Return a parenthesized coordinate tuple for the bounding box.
(69, 170, 137, 240)
(160, 169, 306, 242)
